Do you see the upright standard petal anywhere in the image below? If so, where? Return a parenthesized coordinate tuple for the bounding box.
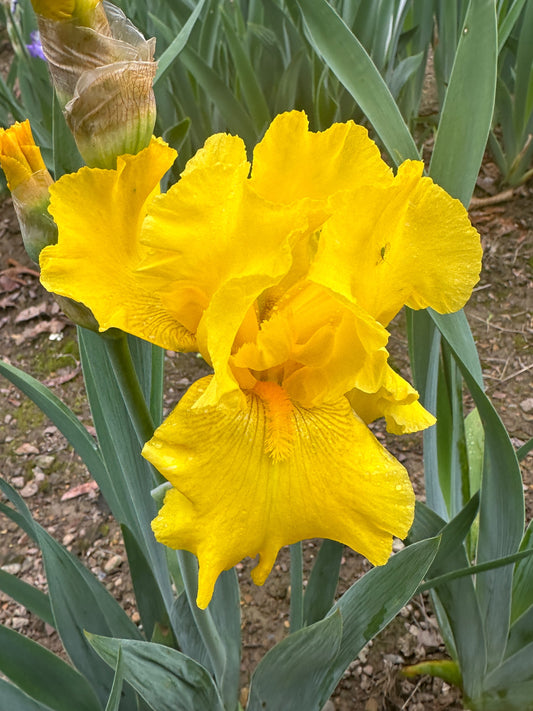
(39, 138, 197, 350)
(310, 161, 482, 326)
(147, 377, 414, 608)
(250, 110, 393, 205)
(140, 133, 312, 405)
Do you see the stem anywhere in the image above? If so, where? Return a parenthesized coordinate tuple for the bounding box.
(176, 550, 227, 684)
(290, 542, 304, 633)
(104, 333, 155, 446)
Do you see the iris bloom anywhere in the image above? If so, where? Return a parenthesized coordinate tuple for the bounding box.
(0, 120, 55, 262)
(31, 0, 101, 23)
(39, 112, 482, 608)
(31, 0, 156, 168)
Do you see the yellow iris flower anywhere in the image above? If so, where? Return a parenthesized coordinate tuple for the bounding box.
(39, 111, 482, 608)
(30, 0, 100, 22)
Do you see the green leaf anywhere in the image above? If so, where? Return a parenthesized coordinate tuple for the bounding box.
(88, 635, 225, 711)
(429, 0, 497, 205)
(465, 407, 484, 496)
(37, 514, 143, 708)
(0, 359, 109, 503)
(498, 0, 528, 52)
(406, 309, 447, 518)
(408, 500, 486, 700)
(0, 624, 101, 711)
(163, 117, 191, 155)
(313, 538, 439, 707)
(476, 679, 533, 711)
(430, 309, 524, 671)
(169, 559, 241, 710)
(178, 46, 257, 146)
(78, 329, 173, 610)
(483, 641, 533, 693)
(246, 611, 343, 711)
(221, 9, 271, 135)
(295, 0, 419, 165)
(507, 605, 533, 659)
(104, 646, 124, 711)
(409, 493, 480, 569)
(418, 549, 533, 591)
(0, 678, 52, 711)
(512, 519, 533, 622)
(0, 568, 54, 627)
(513, 0, 533, 136)
(52, 92, 82, 179)
(303, 539, 344, 626)
(154, 0, 207, 85)
(0, 478, 141, 708)
(121, 524, 169, 642)
(126, 335, 165, 428)
(388, 52, 425, 100)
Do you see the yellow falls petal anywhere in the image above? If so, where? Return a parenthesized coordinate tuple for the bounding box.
(147, 376, 415, 609)
(251, 110, 393, 206)
(39, 138, 196, 350)
(310, 160, 482, 326)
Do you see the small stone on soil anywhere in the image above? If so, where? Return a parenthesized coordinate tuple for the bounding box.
(1, 563, 21, 575)
(20, 481, 39, 497)
(104, 554, 123, 573)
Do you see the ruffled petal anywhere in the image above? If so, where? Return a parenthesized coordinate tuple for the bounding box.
(147, 377, 415, 608)
(310, 160, 482, 326)
(251, 110, 393, 207)
(232, 281, 390, 407)
(347, 364, 436, 434)
(140, 133, 312, 405)
(39, 138, 197, 350)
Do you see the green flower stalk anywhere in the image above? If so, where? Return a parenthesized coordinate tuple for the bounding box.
(31, 0, 156, 168)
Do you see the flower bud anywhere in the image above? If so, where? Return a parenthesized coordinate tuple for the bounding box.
(0, 120, 56, 263)
(0, 120, 99, 332)
(32, 1, 156, 168)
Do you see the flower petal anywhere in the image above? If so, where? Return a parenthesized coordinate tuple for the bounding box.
(140, 133, 312, 405)
(39, 138, 197, 350)
(0, 120, 49, 191)
(232, 281, 390, 407)
(348, 364, 436, 434)
(250, 110, 393, 207)
(310, 160, 482, 325)
(147, 377, 415, 609)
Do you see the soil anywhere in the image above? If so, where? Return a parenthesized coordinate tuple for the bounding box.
(0, 156, 532, 711)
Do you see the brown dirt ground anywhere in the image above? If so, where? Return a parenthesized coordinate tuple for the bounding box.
(0, 159, 532, 710)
